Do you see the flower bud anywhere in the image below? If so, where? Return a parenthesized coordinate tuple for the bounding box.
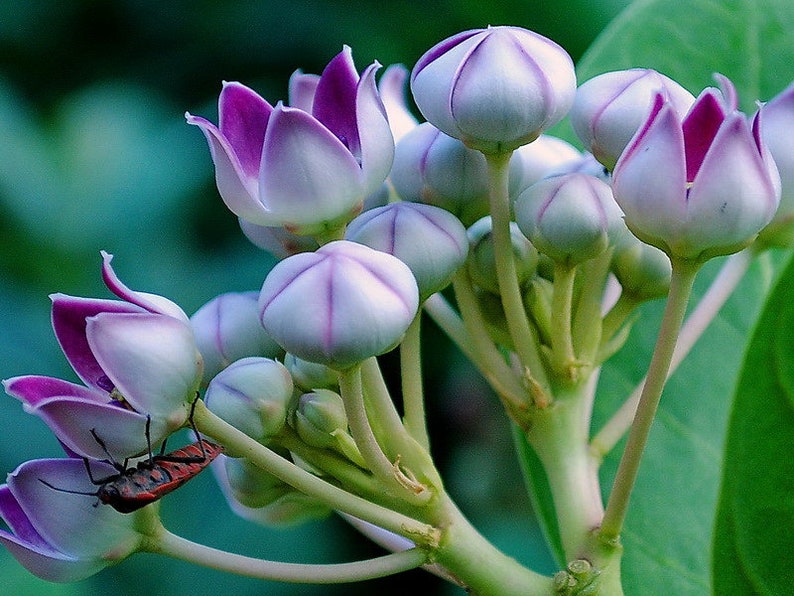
(613, 88, 780, 261)
(292, 389, 348, 449)
(378, 64, 419, 142)
(284, 353, 340, 391)
(259, 240, 419, 368)
(611, 234, 672, 301)
(391, 122, 491, 225)
(510, 135, 584, 195)
(466, 216, 537, 294)
(515, 173, 622, 266)
(238, 219, 319, 258)
(191, 291, 282, 383)
(758, 81, 794, 247)
(222, 456, 292, 509)
(411, 26, 576, 153)
(346, 202, 468, 300)
(204, 357, 293, 443)
(571, 69, 695, 170)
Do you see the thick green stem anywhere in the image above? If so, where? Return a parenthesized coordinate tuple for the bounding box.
(431, 495, 555, 595)
(599, 259, 699, 540)
(144, 524, 429, 583)
(484, 151, 550, 398)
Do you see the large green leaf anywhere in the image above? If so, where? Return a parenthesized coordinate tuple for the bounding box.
(517, 0, 794, 593)
(713, 252, 794, 595)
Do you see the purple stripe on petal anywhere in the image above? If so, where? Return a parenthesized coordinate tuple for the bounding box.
(219, 82, 273, 180)
(683, 90, 726, 182)
(313, 46, 360, 153)
(411, 29, 482, 79)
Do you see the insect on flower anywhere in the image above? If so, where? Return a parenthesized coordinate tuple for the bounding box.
(39, 400, 223, 513)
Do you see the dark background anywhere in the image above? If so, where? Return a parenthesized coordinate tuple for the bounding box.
(0, 1, 629, 594)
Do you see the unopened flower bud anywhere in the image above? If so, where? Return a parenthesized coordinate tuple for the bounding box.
(571, 68, 695, 170)
(611, 235, 672, 301)
(238, 219, 319, 258)
(283, 353, 339, 391)
(346, 202, 468, 299)
(191, 292, 282, 382)
(759, 81, 794, 247)
(515, 173, 622, 266)
(223, 456, 292, 509)
(467, 216, 537, 294)
(293, 389, 348, 449)
(204, 357, 293, 443)
(411, 26, 576, 153)
(259, 241, 419, 369)
(510, 135, 584, 195)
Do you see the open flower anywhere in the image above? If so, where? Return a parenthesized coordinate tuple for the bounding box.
(612, 87, 780, 261)
(0, 458, 140, 582)
(3, 252, 202, 461)
(187, 47, 394, 235)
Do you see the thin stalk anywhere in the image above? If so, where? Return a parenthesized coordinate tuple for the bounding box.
(599, 259, 699, 540)
(401, 313, 431, 450)
(484, 151, 550, 396)
(191, 400, 439, 547)
(550, 262, 577, 378)
(423, 292, 479, 364)
(145, 526, 428, 583)
(338, 365, 431, 505)
(451, 272, 529, 412)
(591, 249, 751, 458)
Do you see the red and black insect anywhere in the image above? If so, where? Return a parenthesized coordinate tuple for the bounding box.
(40, 400, 223, 513)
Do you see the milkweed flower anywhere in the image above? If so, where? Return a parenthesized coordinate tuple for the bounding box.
(0, 458, 140, 582)
(612, 86, 780, 261)
(410, 26, 576, 153)
(3, 252, 202, 462)
(187, 47, 394, 236)
(258, 240, 419, 369)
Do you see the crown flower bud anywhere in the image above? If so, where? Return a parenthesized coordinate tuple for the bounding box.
(378, 64, 419, 142)
(759, 81, 794, 247)
(259, 241, 419, 369)
(239, 219, 320, 258)
(612, 234, 672, 301)
(204, 357, 293, 443)
(571, 69, 695, 170)
(467, 216, 538, 294)
(292, 389, 348, 448)
(346, 202, 468, 300)
(391, 122, 491, 225)
(191, 292, 282, 383)
(284, 353, 340, 391)
(411, 26, 576, 153)
(612, 89, 781, 262)
(515, 173, 622, 266)
(187, 46, 394, 235)
(510, 135, 584, 194)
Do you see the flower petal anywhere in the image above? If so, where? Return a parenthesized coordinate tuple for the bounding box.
(259, 105, 364, 228)
(312, 46, 360, 155)
(3, 376, 106, 410)
(0, 485, 106, 582)
(31, 397, 158, 461)
(7, 459, 138, 559)
(101, 252, 188, 322)
(288, 70, 320, 112)
(378, 64, 418, 142)
(218, 81, 273, 180)
(355, 62, 395, 195)
(86, 312, 200, 422)
(186, 112, 273, 225)
(683, 89, 726, 181)
(50, 293, 142, 390)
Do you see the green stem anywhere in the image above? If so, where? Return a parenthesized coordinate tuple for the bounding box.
(599, 293, 640, 353)
(144, 525, 429, 583)
(430, 495, 555, 595)
(451, 272, 529, 413)
(338, 366, 431, 505)
(599, 258, 699, 540)
(550, 262, 577, 379)
(401, 313, 430, 450)
(591, 249, 751, 459)
(484, 151, 550, 397)
(191, 400, 440, 547)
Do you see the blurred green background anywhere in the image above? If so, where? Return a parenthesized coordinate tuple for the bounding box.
(0, 1, 629, 594)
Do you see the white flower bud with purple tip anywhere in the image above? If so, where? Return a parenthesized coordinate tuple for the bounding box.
(204, 357, 293, 443)
(258, 240, 419, 369)
(466, 217, 538, 294)
(515, 173, 623, 266)
(191, 291, 282, 383)
(613, 86, 781, 261)
(346, 202, 468, 300)
(187, 47, 394, 235)
(411, 26, 576, 153)
(759, 81, 794, 247)
(571, 69, 695, 170)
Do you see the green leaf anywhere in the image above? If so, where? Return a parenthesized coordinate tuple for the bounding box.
(713, 251, 794, 595)
(519, 0, 794, 592)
